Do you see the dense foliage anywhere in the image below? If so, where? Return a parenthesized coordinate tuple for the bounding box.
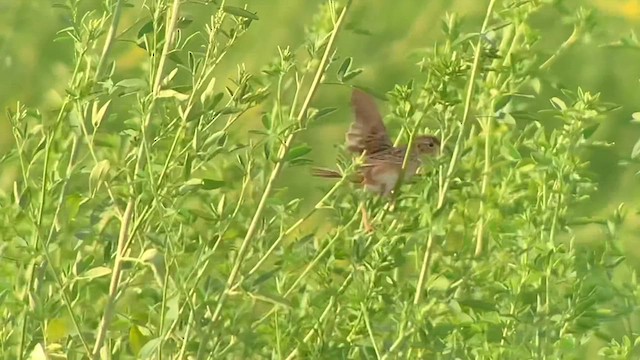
(1, 0, 640, 359)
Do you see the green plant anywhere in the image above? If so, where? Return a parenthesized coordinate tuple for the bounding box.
(1, 0, 639, 359)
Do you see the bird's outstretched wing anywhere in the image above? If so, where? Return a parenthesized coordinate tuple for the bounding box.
(346, 89, 393, 156)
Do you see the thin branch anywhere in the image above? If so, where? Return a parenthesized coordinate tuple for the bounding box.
(208, 0, 353, 325)
(90, 0, 183, 357)
(413, 0, 498, 305)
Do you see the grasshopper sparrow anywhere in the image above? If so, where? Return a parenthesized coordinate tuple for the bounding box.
(312, 89, 440, 230)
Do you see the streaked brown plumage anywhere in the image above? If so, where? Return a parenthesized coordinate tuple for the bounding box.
(312, 89, 440, 196)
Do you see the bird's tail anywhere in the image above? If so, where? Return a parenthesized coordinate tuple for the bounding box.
(311, 167, 363, 184)
(310, 167, 343, 178)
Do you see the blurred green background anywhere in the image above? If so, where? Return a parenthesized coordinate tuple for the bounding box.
(1, 1, 640, 357)
(0, 1, 639, 251)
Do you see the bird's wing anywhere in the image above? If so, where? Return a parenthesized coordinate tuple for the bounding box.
(346, 89, 393, 156)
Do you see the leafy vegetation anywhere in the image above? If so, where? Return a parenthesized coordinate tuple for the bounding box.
(1, 0, 640, 359)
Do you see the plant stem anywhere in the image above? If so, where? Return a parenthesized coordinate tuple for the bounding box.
(208, 0, 352, 324)
(90, 0, 183, 357)
(413, 0, 497, 305)
(94, 0, 123, 81)
(539, 24, 580, 71)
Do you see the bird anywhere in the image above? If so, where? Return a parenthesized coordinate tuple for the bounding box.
(311, 88, 441, 231)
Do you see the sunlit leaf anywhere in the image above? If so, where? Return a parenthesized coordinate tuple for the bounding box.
(91, 99, 111, 128)
(157, 89, 189, 102)
(78, 266, 112, 280)
(632, 138, 640, 159)
(89, 160, 110, 197)
(129, 325, 148, 356)
(46, 318, 70, 343)
(550, 97, 567, 110)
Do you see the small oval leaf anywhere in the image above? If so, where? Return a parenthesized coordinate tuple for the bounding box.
(336, 57, 352, 82)
(222, 5, 259, 20)
(116, 78, 147, 90)
(285, 144, 312, 161)
(157, 89, 189, 102)
(78, 266, 112, 280)
(89, 160, 111, 197)
(549, 97, 567, 111)
(493, 95, 511, 112)
(632, 138, 640, 159)
(202, 178, 225, 189)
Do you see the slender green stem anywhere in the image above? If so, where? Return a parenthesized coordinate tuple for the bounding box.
(208, 0, 352, 325)
(539, 24, 580, 71)
(240, 165, 353, 281)
(362, 302, 381, 360)
(90, 200, 135, 358)
(18, 99, 74, 358)
(94, 0, 123, 81)
(90, 1, 183, 357)
(413, 0, 497, 305)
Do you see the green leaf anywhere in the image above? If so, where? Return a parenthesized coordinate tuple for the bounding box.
(129, 325, 149, 356)
(500, 143, 521, 161)
(78, 266, 112, 280)
(458, 299, 497, 312)
(183, 152, 193, 180)
(17, 186, 31, 209)
(116, 78, 147, 90)
(137, 20, 155, 39)
(185, 207, 216, 221)
(28, 344, 47, 360)
(341, 68, 363, 82)
(202, 178, 225, 189)
(182, 178, 226, 191)
(500, 112, 516, 125)
(157, 89, 189, 102)
(140, 249, 166, 287)
(531, 152, 551, 165)
(549, 97, 567, 110)
(632, 138, 640, 159)
(89, 160, 111, 197)
(493, 95, 511, 112)
(200, 77, 217, 107)
(289, 158, 313, 167)
(46, 318, 70, 343)
(161, 68, 179, 87)
(337, 57, 352, 82)
(309, 107, 338, 122)
(206, 92, 225, 112)
(222, 5, 259, 20)
(582, 123, 600, 139)
(138, 338, 163, 359)
(91, 99, 111, 128)
(285, 144, 312, 161)
(529, 77, 542, 94)
(247, 291, 292, 308)
(316, 107, 338, 119)
(261, 114, 272, 129)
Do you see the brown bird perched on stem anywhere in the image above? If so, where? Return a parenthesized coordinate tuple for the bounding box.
(311, 88, 440, 231)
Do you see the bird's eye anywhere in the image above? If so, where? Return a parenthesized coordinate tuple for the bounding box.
(428, 142, 434, 147)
